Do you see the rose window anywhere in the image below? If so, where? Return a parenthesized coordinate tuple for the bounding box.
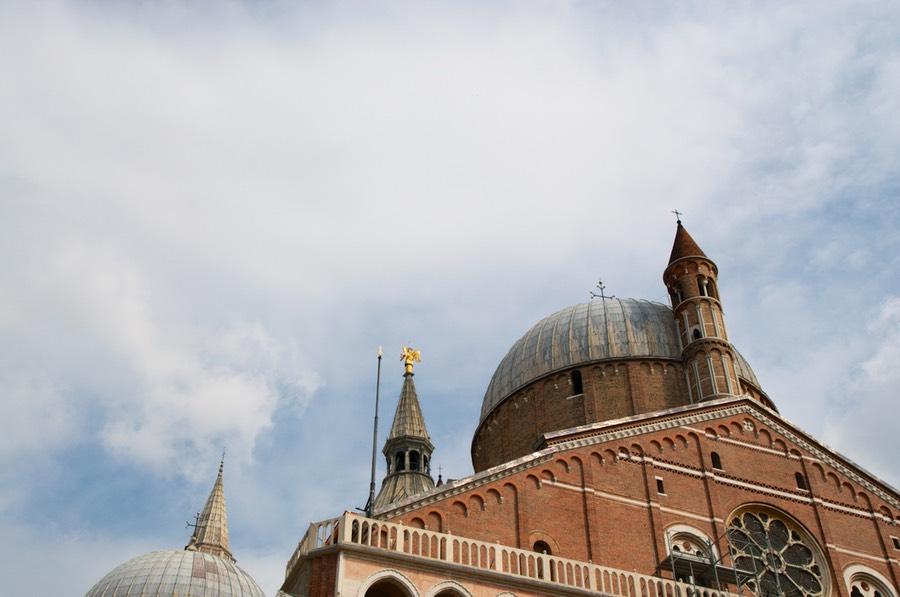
(727, 510, 826, 597)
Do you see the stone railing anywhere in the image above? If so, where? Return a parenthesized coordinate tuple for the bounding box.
(286, 513, 744, 597)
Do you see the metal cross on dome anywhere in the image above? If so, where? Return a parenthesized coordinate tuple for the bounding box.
(590, 279, 615, 300)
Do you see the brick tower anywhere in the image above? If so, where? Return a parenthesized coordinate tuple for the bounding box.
(665, 218, 757, 406)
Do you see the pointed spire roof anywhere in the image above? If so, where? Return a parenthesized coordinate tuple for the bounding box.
(388, 372, 430, 441)
(374, 359, 436, 512)
(668, 220, 708, 265)
(185, 458, 234, 562)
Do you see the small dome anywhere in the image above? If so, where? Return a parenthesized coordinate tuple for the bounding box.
(481, 298, 760, 422)
(86, 549, 266, 597)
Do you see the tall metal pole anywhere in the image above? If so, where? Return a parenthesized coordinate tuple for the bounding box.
(365, 346, 383, 518)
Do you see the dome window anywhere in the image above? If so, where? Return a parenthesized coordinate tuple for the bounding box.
(395, 452, 405, 472)
(409, 451, 420, 472)
(571, 370, 583, 395)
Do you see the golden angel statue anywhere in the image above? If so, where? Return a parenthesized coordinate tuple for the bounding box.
(400, 346, 421, 373)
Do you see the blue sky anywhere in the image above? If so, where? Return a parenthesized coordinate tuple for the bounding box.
(1, 1, 899, 594)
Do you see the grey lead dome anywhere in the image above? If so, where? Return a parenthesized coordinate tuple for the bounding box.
(480, 298, 760, 422)
(86, 550, 265, 597)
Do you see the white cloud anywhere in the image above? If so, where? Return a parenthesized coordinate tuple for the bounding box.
(823, 297, 900, 486)
(1, 1, 899, 593)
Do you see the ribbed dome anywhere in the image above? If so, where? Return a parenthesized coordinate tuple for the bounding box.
(481, 298, 760, 422)
(86, 549, 266, 597)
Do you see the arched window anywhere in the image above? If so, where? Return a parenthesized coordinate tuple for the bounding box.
(693, 328, 702, 341)
(711, 451, 722, 470)
(572, 370, 583, 395)
(845, 566, 896, 597)
(796, 472, 808, 490)
(409, 451, 420, 472)
(394, 452, 405, 472)
(698, 276, 709, 297)
(534, 540, 551, 555)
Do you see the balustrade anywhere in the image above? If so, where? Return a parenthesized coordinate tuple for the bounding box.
(286, 513, 742, 597)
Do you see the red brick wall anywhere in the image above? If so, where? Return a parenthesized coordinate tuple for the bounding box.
(472, 360, 690, 472)
(395, 409, 900, 596)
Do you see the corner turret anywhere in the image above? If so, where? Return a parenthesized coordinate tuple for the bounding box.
(664, 218, 775, 410)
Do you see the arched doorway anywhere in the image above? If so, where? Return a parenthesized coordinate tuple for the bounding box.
(365, 580, 412, 597)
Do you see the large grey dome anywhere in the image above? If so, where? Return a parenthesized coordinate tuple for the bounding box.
(481, 298, 760, 422)
(86, 549, 266, 597)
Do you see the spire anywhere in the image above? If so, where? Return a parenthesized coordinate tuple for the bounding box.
(388, 371, 430, 440)
(185, 457, 234, 562)
(668, 219, 708, 265)
(373, 348, 435, 511)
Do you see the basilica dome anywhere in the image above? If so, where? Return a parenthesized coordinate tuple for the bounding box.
(86, 549, 265, 597)
(480, 298, 762, 423)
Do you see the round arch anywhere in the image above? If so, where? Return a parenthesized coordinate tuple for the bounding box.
(357, 569, 419, 597)
(424, 580, 474, 597)
(726, 503, 831, 597)
(664, 523, 718, 559)
(843, 565, 896, 597)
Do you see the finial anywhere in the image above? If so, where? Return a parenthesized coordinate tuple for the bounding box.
(400, 346, 421, 374)
(672, 209, 683, 225)
(219, 449, 225, 474)
(378, 345, 383, 358)
(590, 279, 616, 301)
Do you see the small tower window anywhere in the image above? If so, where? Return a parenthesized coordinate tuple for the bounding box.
(395, 452, 405, 472)
(423, 455, 429, 473)
(698, 277, 709, 297)
(711, 451, 722, 470)
(693, 328, 702, 341)
(572, 370, 583, 395)
(796, 472, 808, 490)
(409, 450, 420, 472)
(891, 536, 900, 550)
(656, 477, 666, 495)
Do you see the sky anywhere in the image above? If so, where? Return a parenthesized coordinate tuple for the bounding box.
(1, 0, 899, 594)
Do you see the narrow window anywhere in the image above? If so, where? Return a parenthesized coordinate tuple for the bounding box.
(395, 452, 405, 472)
(699, 277, 708, 296)
(409, 450, 420, 471)
(656, 477, 666, 495)
(796, 472, 808, 490)
(423, 455, 429, 473)
(711, 452, 722, 470)
(572, 370, 583, 395)
(891, 536, 900, 550)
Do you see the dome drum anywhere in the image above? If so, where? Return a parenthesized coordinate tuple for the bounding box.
(474, 298, 766, 472)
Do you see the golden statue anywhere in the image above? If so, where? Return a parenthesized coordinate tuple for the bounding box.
(400, 346, 421, 373)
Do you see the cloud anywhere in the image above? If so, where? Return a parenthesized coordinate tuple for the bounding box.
(1, 1, 900, 594)
(0, 209, 321, 477)
(823, 297, 900, 485)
